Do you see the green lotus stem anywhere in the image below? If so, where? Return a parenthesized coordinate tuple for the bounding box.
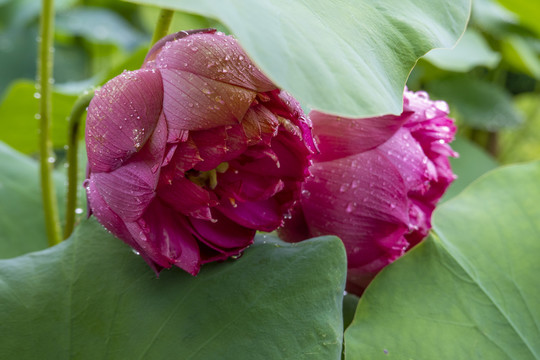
(151, 9, 175, 45)
(38, 0, 61, 246)
(64, 90, 95, 239)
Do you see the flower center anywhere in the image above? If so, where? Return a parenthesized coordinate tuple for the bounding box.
(186, 162, 229, 189)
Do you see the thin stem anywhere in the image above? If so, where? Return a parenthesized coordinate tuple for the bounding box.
(150, 9, 175, 45)
(38, 0, 62, 246)
(64, 90, 95, 239)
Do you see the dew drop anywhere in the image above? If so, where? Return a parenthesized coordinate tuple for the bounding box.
(345, 202, 356, 213)
(47, 156, 56, 164)
(75, 208, 83, 214)
(33, 92, 41, 99)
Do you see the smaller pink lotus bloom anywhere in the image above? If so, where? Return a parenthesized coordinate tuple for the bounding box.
(85, 29, 316, 276)
(279, 89, 457, 296)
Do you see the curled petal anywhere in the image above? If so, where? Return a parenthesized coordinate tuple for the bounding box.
(86, 69, 163, 173)
(309, 111, 411, 162)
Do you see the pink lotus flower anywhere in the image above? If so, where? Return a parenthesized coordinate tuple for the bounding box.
(279, 89, 457, 295)
(84, 29, 316, 275)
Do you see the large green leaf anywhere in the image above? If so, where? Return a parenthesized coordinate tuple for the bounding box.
(0, 80, 78, 154)
(0, 142, 65, 258)
(0, 218, 346, 359)
(345, 161, 540, 359)
(125, 0, 471, 117)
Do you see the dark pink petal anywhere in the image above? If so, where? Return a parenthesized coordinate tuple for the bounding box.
(85, 177, 163, 274)
(191, 127, 229, 171)
(277, 204, 311, 243)
(160, 139, 202, 179)
(86, 69, 163, 173)
(230, 146, 280, 175)
(217, 168, 284, 202)
(157, 176, 218, 220)
(242, 105, 278, 145)
(160, 68, 257, 131)
(218, 197, 283, 232)
(377, 127, 433, 193)
(271, 131, 313, 179)
(92, 158, 157, 222)
(223, 124, 249, 161)
(300, 152, 410, 270)
(155, 32, 276, 92)
(309, 111, 411, 162)
(190, 210, 255, 256)
(129, 200, 201, 275)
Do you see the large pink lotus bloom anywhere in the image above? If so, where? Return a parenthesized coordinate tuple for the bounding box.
(85, 29, 316, 275)
(279, 89, 457, 295)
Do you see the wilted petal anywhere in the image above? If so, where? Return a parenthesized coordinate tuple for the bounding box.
(86, 69, 163, 173)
